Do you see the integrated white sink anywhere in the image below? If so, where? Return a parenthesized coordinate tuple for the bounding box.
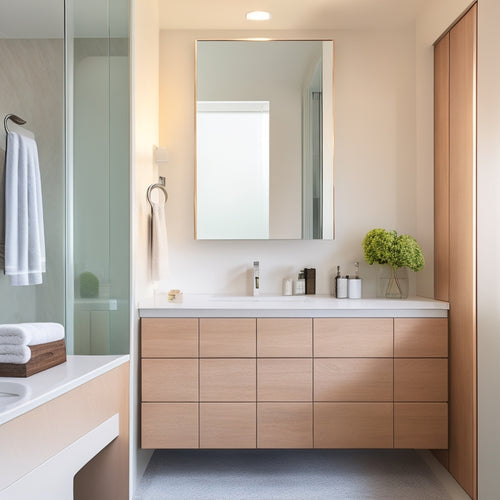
(211, 295, 313, 303)
(0, 381, 29, 410)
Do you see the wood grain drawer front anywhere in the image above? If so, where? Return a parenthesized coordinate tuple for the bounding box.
(141, 318, 198, 357)
(257, 318, 312, 357)
(394, 318, 448, 357)
(257, 403, 313, 448)
(314, 358, 393, 402)
(314, 319, 393, 357)
(394, 403, 448, 449)
(257, 359, 312, 402)
(314, 403, 393, 448)
(200, 318, 256, 357)
(142, 359, 198, 402)
(394, 359, 448, 402)
(200, 359, 256, 401)
(200, 403, 256, 448)
(141, 403, 198, 449)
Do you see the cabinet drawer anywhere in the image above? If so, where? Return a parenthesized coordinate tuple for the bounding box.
(200, 318, 256, 357)
(257, 359, 312, 401)
(200, 403, 256, 448)
(257, 403, 312, 448)
(394, 318, 448, 357)
(314, 403, 393, 448)
(394, 403, 448, 449)
(200, 359, 256, 401)
(141, 318, 198, 357)
(141, 403, 198, 449)
(142, 359, 198, 402)
(257, 319, 312, 357)
(314, 358, 393, 402)
(394, 359, 448, 401)
(314, 319, 393, 357)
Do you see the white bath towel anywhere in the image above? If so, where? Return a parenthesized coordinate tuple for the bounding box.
(4, 131, 46, 286)
(0, 322, 64, 346)
(0, 345, 31, 364)
(151, 201, 168, 281)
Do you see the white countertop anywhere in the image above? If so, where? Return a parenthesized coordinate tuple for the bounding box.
(139, 294, 449, 318)
(0, 355, 129, 426)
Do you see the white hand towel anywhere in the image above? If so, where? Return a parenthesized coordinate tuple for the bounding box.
(4, 131, 46, 286)
(0, 345, 31, 364)
(151, 201, 168, 281)
(0, 322, 64, 346)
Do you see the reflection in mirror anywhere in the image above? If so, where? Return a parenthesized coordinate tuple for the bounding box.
(195, 40, 334, 240)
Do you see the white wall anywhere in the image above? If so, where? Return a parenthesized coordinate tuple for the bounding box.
(159, 28, 419, 297)
(476, 0, 500, 497)
(131, 0, 159, 494)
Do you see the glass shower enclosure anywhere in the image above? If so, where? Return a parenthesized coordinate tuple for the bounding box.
(0, 0, 129, 355)
(66, 0, 130, 355)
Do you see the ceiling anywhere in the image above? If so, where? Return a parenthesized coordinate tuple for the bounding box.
(0, 0, 428, 39)
(158, 0, 428, 31)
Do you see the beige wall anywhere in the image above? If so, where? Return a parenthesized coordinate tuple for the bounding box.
(159, 27, 419, 296)
(131, 0, 159, 493)
(0, 39, 65, 324)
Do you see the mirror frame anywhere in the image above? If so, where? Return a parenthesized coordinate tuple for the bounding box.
(194, 38, 335, 240)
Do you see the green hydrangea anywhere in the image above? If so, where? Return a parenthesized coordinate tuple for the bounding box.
(362, 228, 424, 272)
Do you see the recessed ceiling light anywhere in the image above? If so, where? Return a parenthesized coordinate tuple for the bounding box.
(246, 11, 272, 21)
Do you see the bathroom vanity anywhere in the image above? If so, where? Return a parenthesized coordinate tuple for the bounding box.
(0, 355, 129, 500)
(139, 295, 448, 450)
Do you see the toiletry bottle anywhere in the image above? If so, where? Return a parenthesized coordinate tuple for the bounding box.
(348, 261, 362, 299)
(334, 266, 341, 297)
(336, 266, 348, 298)
(304, 268, 316, 295)
(294, 270, 306, 295)
(282, 278, 293, 296)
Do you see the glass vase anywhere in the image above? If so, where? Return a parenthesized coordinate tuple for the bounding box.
(377, 266, 409, 299)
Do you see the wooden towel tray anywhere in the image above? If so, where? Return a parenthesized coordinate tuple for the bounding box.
(0, 339, 66, 378)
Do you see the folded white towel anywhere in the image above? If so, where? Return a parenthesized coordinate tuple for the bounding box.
(5, 131, 46, 286)
(0, 345, 31, 364)
(151, 201, 168, 281)
(0, 322, 64, 346)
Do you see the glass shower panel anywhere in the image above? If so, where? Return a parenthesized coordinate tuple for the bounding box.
(67, 0, 129, 355)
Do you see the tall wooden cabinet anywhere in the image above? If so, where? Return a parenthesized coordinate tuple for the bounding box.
(434, 4, 477, 498)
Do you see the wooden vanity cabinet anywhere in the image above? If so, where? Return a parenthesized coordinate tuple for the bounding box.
(256, 319, 313, 448)
(141, 316, 448, 450)
(313, 318, 394, 448)
(141, 318, 200, 449)
(393, 318, 448, 449)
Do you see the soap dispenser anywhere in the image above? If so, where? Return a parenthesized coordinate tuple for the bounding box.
(293, 270, 306, 295)
(347, 261, 362, 299)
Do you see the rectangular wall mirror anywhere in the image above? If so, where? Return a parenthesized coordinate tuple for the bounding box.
(195, 39, 334, 240)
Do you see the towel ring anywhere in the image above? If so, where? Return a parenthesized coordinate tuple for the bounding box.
(4, 114, 27, 134)
(147, 183, 168, 209)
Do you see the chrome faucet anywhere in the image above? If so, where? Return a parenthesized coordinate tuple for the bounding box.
(253, 261, 260, 296)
